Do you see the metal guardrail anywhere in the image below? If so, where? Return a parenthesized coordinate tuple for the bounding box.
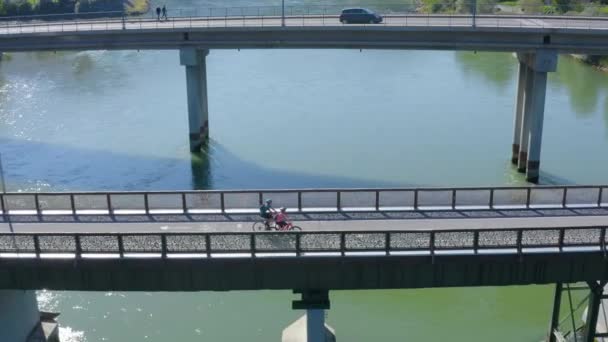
(3, 4, 608, 34)
(0, 226, 605, 258)
(0, 185, 606, 215)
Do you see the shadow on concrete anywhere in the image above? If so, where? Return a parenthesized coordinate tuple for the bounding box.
(3, 207, 608, 225)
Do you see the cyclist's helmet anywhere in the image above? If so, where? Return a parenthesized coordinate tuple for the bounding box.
(280, 207, 286, 212)
(265, 199, 272, 205)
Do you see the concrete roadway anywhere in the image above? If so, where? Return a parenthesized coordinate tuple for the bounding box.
(2, 15, 608, 35)
(0, 207, 607, 233)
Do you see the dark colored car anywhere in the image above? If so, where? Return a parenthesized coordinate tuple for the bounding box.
(339, 8, 383, 24)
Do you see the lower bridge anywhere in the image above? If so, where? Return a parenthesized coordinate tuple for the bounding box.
(2, 185, 608, 341)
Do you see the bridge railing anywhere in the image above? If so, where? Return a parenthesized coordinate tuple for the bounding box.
(3, 2, 608, 34)
(0, 226, 604, 258)
(0, 185, 606, 216)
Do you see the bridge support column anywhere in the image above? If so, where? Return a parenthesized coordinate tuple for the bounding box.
(283, 290, 335, 342)
(515, 51, 557, 183)
(583, 281, 606, 342)
(0, 290, 41, 342)
(547, 283, 562, 342)
(180, 48, 209, 152)
(511, 60, 527, 164)
(517, 60, 534, 173)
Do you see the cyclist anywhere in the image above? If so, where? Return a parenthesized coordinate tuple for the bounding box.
(275, 207, 290, 230)
(259, 199, 275, 229)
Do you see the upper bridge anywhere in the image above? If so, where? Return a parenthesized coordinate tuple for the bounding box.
(2, 12, 608, 53)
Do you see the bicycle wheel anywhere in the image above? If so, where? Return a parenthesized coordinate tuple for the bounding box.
(290, 226, 302, 231)
(252, 221, 266, 232)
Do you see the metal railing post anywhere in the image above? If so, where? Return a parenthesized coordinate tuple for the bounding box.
(472, 230, 480, 254)
(161, 234, 167, 258)
(34, 194, 40, 215)
(70, 194, 76, 215)
(205, 234, 211, 258)
(298, 191, 302, 212)
(430, 231, 435, 263)
(75, 234, 83, 258)
(516, 229, 523, 257)
(336, 191, 341, 211)
(34, 235, 40, 258)
(106, 193, 112, 214)
(117, 235, 124, 258)
(250, 233, 256, 257)
(144, 193, 149, 214)
(282, 0, 285, 27)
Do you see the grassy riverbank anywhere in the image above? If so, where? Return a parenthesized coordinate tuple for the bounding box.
(420, 0, 608, 15)
(0, 0, 150, 17)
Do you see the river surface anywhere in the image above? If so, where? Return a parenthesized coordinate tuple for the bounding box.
(2, 7, 608, 341)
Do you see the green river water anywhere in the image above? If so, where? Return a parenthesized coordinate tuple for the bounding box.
(2, 5, 608, 340)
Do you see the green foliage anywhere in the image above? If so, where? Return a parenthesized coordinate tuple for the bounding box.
(520, 0, 544, 13)
(477, 0, 497, 13)
(421, 0, 458, 13)
(543, 5, 557, 14)
(552, 0, 572, 13)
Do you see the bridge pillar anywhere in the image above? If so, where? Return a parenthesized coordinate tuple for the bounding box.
(515, 51, 557, 183)
(546, 283, 562, 342)
(516, 61, 534, 173)
(511, 60, 527, 164)
(284, 290, 335, 342)
(0, 290, 41, 342)
(583, 281, 606, 342)
(180, 48, 209, 152)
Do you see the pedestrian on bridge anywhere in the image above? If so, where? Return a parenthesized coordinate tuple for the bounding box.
(161, 5, 167, 20)
(156, 7, 161, 21)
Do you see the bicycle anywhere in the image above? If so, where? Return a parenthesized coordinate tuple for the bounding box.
(252, 219, 301, 231)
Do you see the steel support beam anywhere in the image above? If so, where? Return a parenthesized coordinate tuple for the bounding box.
(547, 283, 563, 342)
(583, 281, 607, 342)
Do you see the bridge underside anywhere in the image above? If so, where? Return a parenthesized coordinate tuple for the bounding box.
(2, 27, 608, 54)
(1, 251, 606, 291)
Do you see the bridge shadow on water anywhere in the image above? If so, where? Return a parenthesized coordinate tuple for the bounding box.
(0, 137, 411, 192)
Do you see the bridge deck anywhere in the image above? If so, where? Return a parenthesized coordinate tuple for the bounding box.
(3, 14, 608, 52)
(2, 207, 608, 233)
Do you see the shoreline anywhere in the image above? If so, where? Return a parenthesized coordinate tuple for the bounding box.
(569, 54, 608, 72)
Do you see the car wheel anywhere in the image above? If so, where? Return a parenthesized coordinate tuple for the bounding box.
(369, 19, 374, 24)
(341, 19, 347, 24)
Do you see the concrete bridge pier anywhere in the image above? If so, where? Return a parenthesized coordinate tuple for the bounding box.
(0, 290, 41, 342)
(283, 290, 335, 342)
(511, 60, 527, 164)
(180, 48, 209, 152)
(514, 51, 557, 183)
